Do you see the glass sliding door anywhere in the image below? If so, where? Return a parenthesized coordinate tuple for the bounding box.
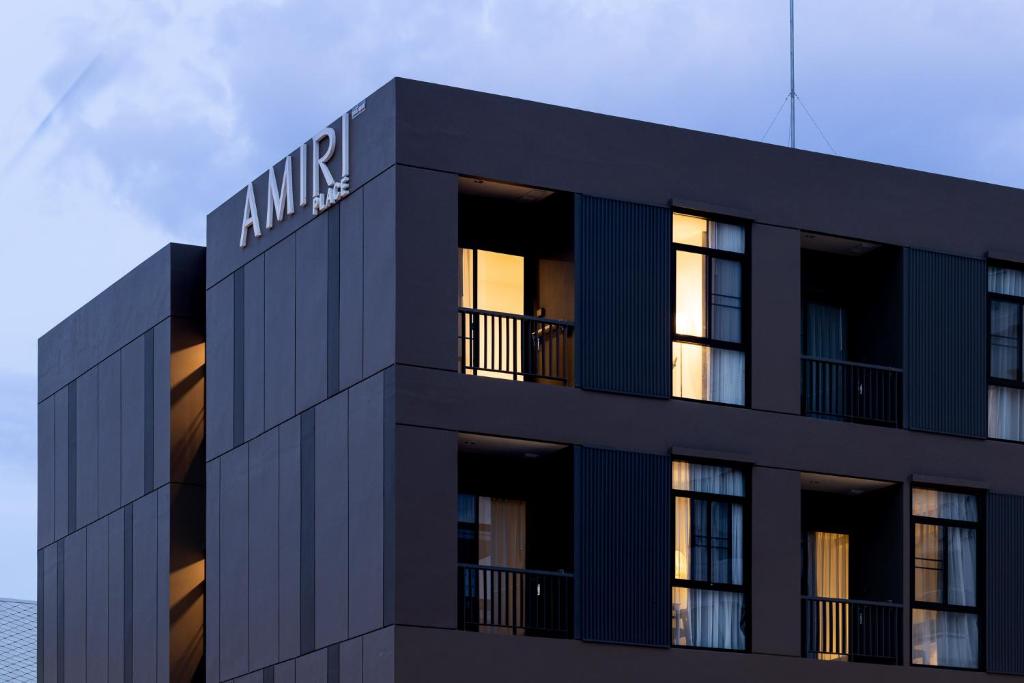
(459, 248, 526, 380)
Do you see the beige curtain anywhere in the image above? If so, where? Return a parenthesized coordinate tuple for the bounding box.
(810, 531, 849, 660)
(477, 498, 526, 633)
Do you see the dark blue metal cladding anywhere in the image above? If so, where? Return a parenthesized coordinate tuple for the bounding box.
(574, 446, 670, 647)
(575, 195, 671, 398)
(987, 493, 1024, 675)
(904, 248, 987, 437)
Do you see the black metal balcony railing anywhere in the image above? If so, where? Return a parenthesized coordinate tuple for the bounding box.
(802, 596, 902, 664)
(801, 357, 903, 427)
(458, 564, 573, 638)
(458, 308, 573, 384)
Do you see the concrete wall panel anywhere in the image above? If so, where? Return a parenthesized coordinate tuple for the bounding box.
(220, 444, 250, 679)
(244, 256, 266, 441)
(97, 353, 122, 517)
(315, 392, 349, 648)
(296, 214, 329, 411)
(265, 236, 297, 428)
(207, 276, 235, 460)
(249, 428, 280, 670)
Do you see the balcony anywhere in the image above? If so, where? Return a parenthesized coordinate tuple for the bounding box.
(802, 596, 902, 663)
(801, 233, 903, 427)
(801, 473, 903, 664)
(458, 308, 573, 384)
(458, 564, 573, 638)
(801, 357, 902, 427)
(457, 433, 573, 639)
(458, 177, 574, 386)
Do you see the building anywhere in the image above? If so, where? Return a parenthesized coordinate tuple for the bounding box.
(37, 78, 1024, 683)
(0, 598, 37, 681)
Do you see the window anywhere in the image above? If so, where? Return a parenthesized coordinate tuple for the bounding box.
(672, 214, 748, 405)
(988, 264, 1024, 440)
(911, 488, 981, 669)
(671, 460, 747, 650)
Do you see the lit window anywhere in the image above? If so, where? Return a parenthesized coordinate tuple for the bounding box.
(672, 214, 747, 405)
(911, 488, 980, 669)
(671, 461, 747, 650)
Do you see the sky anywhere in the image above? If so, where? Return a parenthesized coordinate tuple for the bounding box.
(0, 0, 1022, 600)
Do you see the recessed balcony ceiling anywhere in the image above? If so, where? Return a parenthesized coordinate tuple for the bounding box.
(458, 176, 554, 202)
(800, 471, 895, 495)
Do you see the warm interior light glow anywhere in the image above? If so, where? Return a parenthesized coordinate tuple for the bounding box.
(812, 531, 849, 661)
(672, 342, 706, 400)
(476, 250, 525, 315)
(674, 497, 690, 580)
(673, 213, 708, 248)
(675, 251, 705, 337)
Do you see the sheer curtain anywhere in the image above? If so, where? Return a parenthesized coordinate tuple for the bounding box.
(685, 589, 745, 649)
(913, 610, 979, 669)
(989, 386, 1024, 441)
(804, 303, 846, 359)
(672, 462, 746, 650)
(709, 348, 745, 405)
(911, 489, 979, 668)
(806, 531, 850, 660)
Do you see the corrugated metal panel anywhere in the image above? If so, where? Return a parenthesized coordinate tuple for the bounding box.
(987, 493, 1024, 675)
(904, 249, 986, 437)
(574, 446, 670, 647)
(575, 195, 671, 397)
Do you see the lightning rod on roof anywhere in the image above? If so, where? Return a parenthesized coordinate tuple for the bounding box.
(789, 0, 796, 148)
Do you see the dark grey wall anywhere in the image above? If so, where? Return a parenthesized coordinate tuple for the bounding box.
(205, 372, 391, 682)
(751, 224, 801, 415)
(751, 467, 801, 657)
(393, 625, 1016, 683)
(392, 78, 1024, 261)
(205, 169, 397, 464)
(37, 243, 205, 683)
(575, 195, 671, 398)
(904, 249, 988, 438)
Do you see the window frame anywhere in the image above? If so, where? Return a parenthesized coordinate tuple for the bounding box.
(987, 261, 1024, 389)
(670, 458, 751, 652)
(910, 485, 985, 671)
(670, 212, 752, 407)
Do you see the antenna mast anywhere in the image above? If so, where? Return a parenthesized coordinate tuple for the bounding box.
(789, 0, 796, 148)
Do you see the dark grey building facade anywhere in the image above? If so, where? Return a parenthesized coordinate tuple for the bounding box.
(39, 78, 1024, 682)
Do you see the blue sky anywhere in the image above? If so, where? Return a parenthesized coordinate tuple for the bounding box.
(0, 0, 1022, 599)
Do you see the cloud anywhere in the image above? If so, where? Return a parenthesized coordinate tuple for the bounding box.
(1, 0, 1023, 602)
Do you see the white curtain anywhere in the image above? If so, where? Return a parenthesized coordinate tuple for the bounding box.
(989, 266, 1024, 296)
(947, 527, 977, 607)
(912, 489, 978, 522)
(731, 503, 743, 586)
(673, 462, 744, 495)
(711, 259, 742, 343)
(913, 609, 978, 669)
(709, 348, 745, 405)
(672, 588, 745, 650)
(709, 222, 746, 253)
(989, 385, 1024, 441)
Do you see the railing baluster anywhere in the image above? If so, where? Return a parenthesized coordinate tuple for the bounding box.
(801, 596, 900, 664)
(457, 564, 572, 638)
(801, 357, 902, 427)
(457, 309, 573, 384)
